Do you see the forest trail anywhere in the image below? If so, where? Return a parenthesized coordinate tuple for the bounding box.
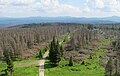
(39, 33, 70, 76)
(39, 51, 49, 76)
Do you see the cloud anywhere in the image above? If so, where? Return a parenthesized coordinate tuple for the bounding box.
(0, 0, 82, 17)
(41, 0, 60, 7)
(0, 0, 34, 5)
(95, 0, 104, 8)
(86, 0, 120, 12)
(35, 0, 82, 16)
(106, 0, 120, 12)
(86, 0, 104, 9)
(0, 0, 120, 17)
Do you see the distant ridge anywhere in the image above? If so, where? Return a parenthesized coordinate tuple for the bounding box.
(0, 16, 120, 27)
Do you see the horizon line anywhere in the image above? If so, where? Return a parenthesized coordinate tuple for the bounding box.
(0, 16, 119, 18)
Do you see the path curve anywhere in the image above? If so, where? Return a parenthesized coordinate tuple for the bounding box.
(39, 51, 49, 76)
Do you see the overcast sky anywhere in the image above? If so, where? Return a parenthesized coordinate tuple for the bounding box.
(0, 0, 120, 18)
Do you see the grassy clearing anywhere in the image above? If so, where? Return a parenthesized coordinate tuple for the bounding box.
(45, 37, 112, 76)
(0, 58, 39, 76)
(13, 64, 38, 76)
(45, 59, 105, 76)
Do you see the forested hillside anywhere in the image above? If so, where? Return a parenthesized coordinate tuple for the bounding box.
(0, 23, 120, 76)
(0, 24, 80, 59)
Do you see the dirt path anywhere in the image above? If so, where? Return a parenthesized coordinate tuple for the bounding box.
(39, 51, 49, 76)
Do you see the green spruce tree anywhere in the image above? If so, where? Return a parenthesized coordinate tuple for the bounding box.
(60, 45, 64, 57)
(39, 49, 43, 59)
(3, 48, 14, 76)
(69, 56, 73, 66)
(54, 40, 61, 64)
(49, 37, 61, 65)
(49, 41, 54, 62)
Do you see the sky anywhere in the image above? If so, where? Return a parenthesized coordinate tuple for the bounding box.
(0, 0, 120, 18)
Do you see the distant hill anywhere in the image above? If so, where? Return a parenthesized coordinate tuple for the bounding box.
(0, 16, 120, 27)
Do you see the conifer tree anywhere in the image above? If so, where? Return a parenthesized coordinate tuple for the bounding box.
(49, 41, 54, 62)
(54, 41, 61, 64)
(3, 47, 14, 76)
(49, 37, 61, 65)
(39, 49, 43, 59)
(69, 56, 73, 66)
(60, 45, 64, 57)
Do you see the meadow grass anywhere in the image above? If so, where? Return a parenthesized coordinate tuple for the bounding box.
(0, 58, 39, 76)
(45, 59, 105, 76)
